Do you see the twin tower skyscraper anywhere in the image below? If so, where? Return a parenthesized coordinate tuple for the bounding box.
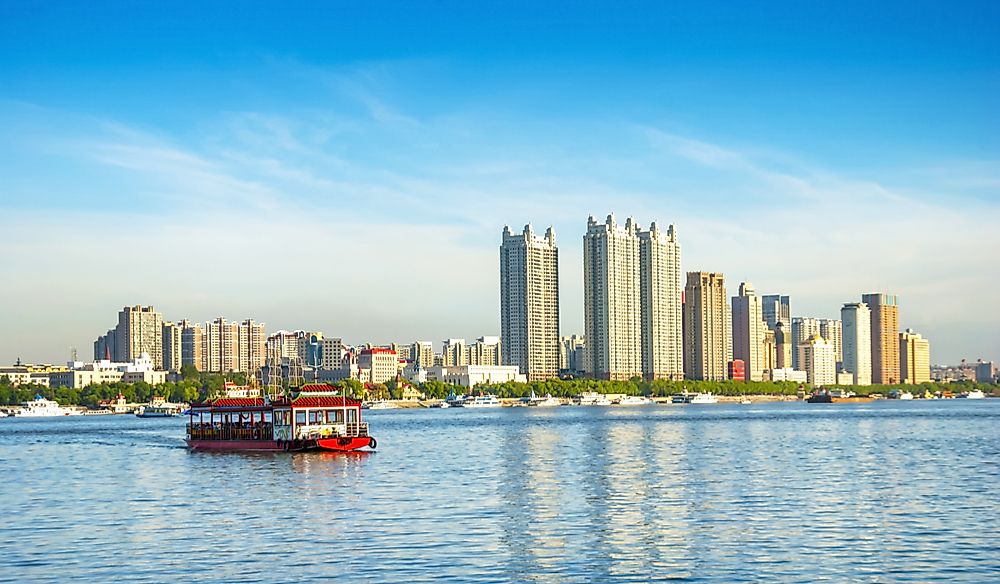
(500, 214, 683, 381)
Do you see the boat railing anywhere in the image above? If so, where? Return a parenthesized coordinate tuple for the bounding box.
(187, 422, 274, 441)
(346, 421, 369, 437)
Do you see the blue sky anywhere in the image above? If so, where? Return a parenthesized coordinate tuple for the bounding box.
(1, 1, 998, 364)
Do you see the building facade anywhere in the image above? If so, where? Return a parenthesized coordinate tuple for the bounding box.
(683, 271, 731, 381)
(761, 295, 791, 331)
(841, 303, 872, 386)
(731, 282, 766, 381)
(559, 335, 586, 375)
(180, 320, 205, 371)
(802, 334, 836, 387)
(791, 317, 822, 370)
(899, 329, 930, 384)
(442, 339, 469, 366)
(500, 224, 560, 381)
(819, 319, 843, 367)
(638, 222, 683, 380)
(583, 215, 641, 380)
(469, 336, 502, 367)
(862, 293, 900, 384)
(358, 348, 398, 385)
(161, 321, 183, 372)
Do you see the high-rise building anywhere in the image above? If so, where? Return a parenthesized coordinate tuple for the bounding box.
(683, 272, 730, 381)
(442, 339, 469, 366)
(773, 320, 792, 370)
(180, 320, 205, 371)
(819, 319, 843, 367)
(469, 336, 502, 367)
(638, 222, 683, 380)
(583, 215, 641, 380)
(94, 329, 117, 361)
(975, 360, 997, 383)
(559, 335, 586, 375)
(862, 293, 900, 384)
(204, 317, 266, 373)
(841, 303, 872, 386)
(114, 305, 163, 365)
(358, 348, 398, 385)
(791, 317, 821, 370)
(762, 328, 777, 373)
(162, 321, 183, 372)
(802, 334, 836, 386)
(761, 295, 791, 331)
(899, 329, 930, 384)
(501, 224, 560, 381)
(732, 282, 766, 381)
(320, 337, 346, 370)
(411, 341, 434, 370)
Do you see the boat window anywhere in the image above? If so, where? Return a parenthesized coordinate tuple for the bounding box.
(263, 411, 272, 423)
(308, 411, 319, 425)
(295, 411, 306, 425)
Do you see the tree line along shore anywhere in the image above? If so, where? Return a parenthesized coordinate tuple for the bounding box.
(1, 367, 996, 408)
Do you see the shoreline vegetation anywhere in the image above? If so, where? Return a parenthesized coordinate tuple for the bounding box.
(1, 368, 996, 408)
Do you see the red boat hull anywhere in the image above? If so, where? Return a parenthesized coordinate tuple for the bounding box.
(317, 436, 377, 452)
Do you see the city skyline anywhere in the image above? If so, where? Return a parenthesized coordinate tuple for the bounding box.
(2, 3, 998, 364)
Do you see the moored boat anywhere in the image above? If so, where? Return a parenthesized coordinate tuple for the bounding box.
(615, 395, 654, 405)
(958, 390, 985, 399)
(186, 384, 376, 452)
(136, 404, 180, 417)
(456, 394, 502, 408)
(11, 396, 80, 417)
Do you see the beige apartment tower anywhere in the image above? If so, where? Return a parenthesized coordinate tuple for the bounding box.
(732, 282, 766, 381)
(862, 293, 900, 384)
(500, 225, 560, 381)
(180, 320, 205, 371)
(114, 305, 163, 365)
(683, 272, 731, 381)
(638, 222, 683, 380)
(583, 215, 641, 380)
(841, 303, 872, 386)
(162, 322, 183, 372)
(900, 329, 930, 384)
(205, 317, 266, 373)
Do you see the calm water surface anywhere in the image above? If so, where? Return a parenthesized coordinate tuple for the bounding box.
(1, 400, 998, 582)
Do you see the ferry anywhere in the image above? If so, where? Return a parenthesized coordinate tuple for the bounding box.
(11, 396, 80, 417)
(615, 395, 654, 405)
(186, 384, 376, 452)
(456, 394, 502, 408)
(671, 392, 718, 404)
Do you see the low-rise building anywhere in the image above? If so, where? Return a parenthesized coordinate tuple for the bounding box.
(425, 365, 525, 388)
(770, 368, 808, 383)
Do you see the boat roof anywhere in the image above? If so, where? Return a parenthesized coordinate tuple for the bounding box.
(190, 391, 362, 412)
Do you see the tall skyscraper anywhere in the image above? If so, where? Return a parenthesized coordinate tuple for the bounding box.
(791, 317, 821, 370)
(583, 215, 641, 380)
(761, 295, 791, 330)
(819, 319, 843, 367)
(841, 303, 872, 386)
(500, 224, 560, 381)
(732, 282, 766, 381)
(410, 341, 434, 370)
(204, 317, 266, 373)
(162, 321, 183, 372)
(862, 293, 900, 384)
(683, 271, 730, 381)
(638, 222, 683, 380)
(559, 335, 585, 374)
(900, 329, 930, 384)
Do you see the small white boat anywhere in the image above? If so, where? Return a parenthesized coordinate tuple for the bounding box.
(959, 390, 985, 399)
(522, 391, 561, 407)
(429, 401, 450, 408)
(615, 395, 654, 406)
(574, 392, 612, 406)
(135, 404, 179, 418)
(457, 395, 502, 408)
(739, 397, 752, 405)
(363, 401, 398, 410)
(898, 391, 914, 400)
(11, 396, 80, 417)
(688, 393, 718, 404)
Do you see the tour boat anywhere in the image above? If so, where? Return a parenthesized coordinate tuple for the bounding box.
(186, 384, 376, 452)
(363, 400, 398, 410)
(615, 395, 654, 405)
(523, 391, 562, 407)
(456, 394, 502, 408)
(11, 396, 80, 417)
(574, 392, 612, 406)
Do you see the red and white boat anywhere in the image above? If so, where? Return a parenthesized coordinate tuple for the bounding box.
(186, 384, 376, 452)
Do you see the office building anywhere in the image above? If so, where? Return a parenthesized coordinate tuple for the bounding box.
(761, 295, 791, 331)
(501, 224, 560, 381)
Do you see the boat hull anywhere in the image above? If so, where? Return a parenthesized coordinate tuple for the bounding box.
(317, 436, 376, 452)
(186, 439, 316, 452)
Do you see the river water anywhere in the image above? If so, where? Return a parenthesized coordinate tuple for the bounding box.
(1, 400, 998, 582)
